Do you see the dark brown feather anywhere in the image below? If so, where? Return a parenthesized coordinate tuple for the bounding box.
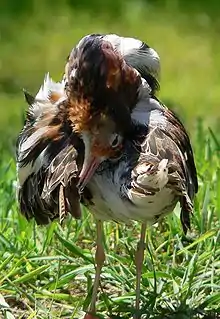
(17, 100, 84, 225)
(130, 102, 198, 233)
(163, 107, 198, 196)
(65, 35, 141, 136)
(23, 89, 35, 106)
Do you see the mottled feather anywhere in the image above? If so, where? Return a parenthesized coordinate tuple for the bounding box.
(83, 96, 197, 234)
(65, 34, 143, 136)
(16, 75, 84, 224)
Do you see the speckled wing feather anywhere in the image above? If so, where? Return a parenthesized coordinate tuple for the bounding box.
(16, 75, 84, 224)
(163, 107, 198, 197)
(130, 102, 198, 233)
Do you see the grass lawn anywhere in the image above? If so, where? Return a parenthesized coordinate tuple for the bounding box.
(0, 2, 219, 318)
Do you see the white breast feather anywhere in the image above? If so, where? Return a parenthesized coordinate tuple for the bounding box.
(87, 158, 176, 224)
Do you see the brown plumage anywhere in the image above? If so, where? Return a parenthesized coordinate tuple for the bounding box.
(16, 34, 198, 318)
(17, 79, 84, 224)
(65, 34, 141, 137)
(16, 35, 143, 224)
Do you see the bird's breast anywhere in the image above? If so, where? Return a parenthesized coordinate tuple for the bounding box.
(84, 159, 178, 224)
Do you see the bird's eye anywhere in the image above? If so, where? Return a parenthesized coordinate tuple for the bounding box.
(110, 134, 121, 148)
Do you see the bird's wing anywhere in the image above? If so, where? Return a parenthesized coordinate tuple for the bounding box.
(16, 74, 84, 224)
(130, 104, 197, 233)
(162, 106, 198, 197)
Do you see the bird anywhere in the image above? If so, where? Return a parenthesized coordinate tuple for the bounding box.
(16, 34, 198, 319)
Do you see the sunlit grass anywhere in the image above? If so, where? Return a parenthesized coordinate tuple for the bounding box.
(0, 122, 219, 318)
(1, 2, 220, 131)
(0, 1, 220, 318)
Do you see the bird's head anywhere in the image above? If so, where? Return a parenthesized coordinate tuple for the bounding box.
(64, 34, 141, 109)
(66, 97, 125, 190)
(65, 34, 142, 189)
(78, 115, 124, 190)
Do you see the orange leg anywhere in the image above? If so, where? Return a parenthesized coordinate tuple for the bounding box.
(134, 223, 147, 319)
(88, 220, 105, 314)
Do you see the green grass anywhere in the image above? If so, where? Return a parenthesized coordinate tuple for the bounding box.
(1, 1, 220, 131)
(0, 1, 220, 318)
(0, 122, 219, 319)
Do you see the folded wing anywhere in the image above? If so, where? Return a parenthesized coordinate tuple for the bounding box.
(129, 99, 198, 233)
(16, 74, 84, 224)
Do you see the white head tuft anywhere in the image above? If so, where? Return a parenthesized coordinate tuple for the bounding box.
(35, 73, 66, 101)
(28, 74, 66, 121)
(104, 34, 160, 81)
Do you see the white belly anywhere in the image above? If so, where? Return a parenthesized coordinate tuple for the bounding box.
(86, 170, 178, 224)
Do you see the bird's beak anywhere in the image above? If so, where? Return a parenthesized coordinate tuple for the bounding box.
(78, 155, 101, 191)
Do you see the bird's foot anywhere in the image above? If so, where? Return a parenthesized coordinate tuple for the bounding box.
(83, 312, 100, 319)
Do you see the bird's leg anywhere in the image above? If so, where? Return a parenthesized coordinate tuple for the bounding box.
(89, 220, 105, 314)
(134, 223, 147, 319)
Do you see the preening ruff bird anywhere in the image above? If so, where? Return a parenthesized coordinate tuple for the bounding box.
(16, 34, 198, 318)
